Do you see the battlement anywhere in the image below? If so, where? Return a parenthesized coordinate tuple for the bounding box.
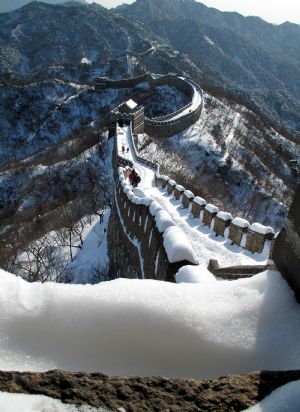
(108, 165, 198, 281)
(98, 73, 203, 138)
(155, 174, 276, 256)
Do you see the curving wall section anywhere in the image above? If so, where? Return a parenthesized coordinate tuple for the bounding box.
(108, 165, 198, 281)
(96, 73, 203, 138)
(108, 129, 198, 281)
(155, 173, 276, 256)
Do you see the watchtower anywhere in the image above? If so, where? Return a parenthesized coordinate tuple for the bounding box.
(111, 99, 144, 134)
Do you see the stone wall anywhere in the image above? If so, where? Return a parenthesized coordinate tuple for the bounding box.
(107, 201, 142, 280)
(108, 132, 197, 282)
(273, 185, 300, 301)
(97, 73, 203, 138)
(1, 369, 300, 411)
(155, 173, 276, 257)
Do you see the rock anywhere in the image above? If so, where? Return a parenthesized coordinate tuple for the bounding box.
(0, 369, 300, 411)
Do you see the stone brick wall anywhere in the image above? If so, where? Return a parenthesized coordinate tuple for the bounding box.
(108, 135, 198, 282)
(273, 185, 300, 301)
(99, 73, 203, 138)
(154, 173, 276, 257)
(107, 203, 142, 279)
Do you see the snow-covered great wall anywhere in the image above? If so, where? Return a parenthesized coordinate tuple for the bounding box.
(107, 122, 278, 282)
(96, 73, 203, 137)
(107, 78, 300, 298)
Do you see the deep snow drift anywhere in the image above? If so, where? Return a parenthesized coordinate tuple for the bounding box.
(0, 269, 299, 379)
(244, 380, 300, 412)
(0, 392, 106, 412)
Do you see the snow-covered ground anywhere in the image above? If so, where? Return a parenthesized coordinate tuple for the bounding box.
(66, 211, 110, 284)
(0, 392, 106, 412)
(0, 269, 299, 379)
(244, 380, 300, 412)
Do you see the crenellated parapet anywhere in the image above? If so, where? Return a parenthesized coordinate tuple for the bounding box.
(108, 165, 198, 281)
(272, 184, 300, 301)
(97, 73, 203, 138)
(154, 173, 276, 256)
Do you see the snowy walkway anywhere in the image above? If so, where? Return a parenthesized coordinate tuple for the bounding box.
(117, 125, 270, 268)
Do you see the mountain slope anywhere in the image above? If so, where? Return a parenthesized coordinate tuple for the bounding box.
(0, 0, 87, 13)
(0, 2, 140, 73)
(115, 0, 300, 134)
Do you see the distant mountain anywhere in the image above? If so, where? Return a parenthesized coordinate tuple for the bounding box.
(0, 0, 87, 14)
(0, 0, 299, 134)
(0, 2, 146, 73)
(115, 0, 300, 134)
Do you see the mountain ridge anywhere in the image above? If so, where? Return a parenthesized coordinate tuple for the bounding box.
(0, 0, 87, 14)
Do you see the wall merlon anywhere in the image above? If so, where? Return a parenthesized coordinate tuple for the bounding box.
(154, 174, 275, 257)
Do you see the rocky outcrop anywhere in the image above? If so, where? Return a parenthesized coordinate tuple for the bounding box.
(0, 369, 300, 411)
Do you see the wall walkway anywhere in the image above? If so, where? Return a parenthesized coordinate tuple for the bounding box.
(95, 73, 203, 137)
(108, 123, 275, 282)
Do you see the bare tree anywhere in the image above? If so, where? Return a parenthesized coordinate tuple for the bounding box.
(9, 235, 69, 283)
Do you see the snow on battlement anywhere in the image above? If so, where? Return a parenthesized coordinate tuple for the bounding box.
(231, 217, 250, 228)
(155, 210, 176, 233)
(217, 211, 233, 221)
(205, 204, 219, 214)
(176, 265, 216, 284)
(193, 196, 206, 206)
(250, 222, 275, 235)
(149, 200, 164, 216)
(163, 226, 198, 264)
(184, 190, 194, 199)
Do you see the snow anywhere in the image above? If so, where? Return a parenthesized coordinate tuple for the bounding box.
(176, 265, 216, 283)
(232, 217, 250, 228)
(0, 392, 103, 412)
(217, 211, 233, 221)
(205, 203, 219, 214)
(243, 380, 300, 412)
(67, 212, 110, 284)
(0, 269, 300, 379)
(250, 223, 275, 235)
(155, 209, 175, 233)
(117, 124, 272, 271)
(163, 226, 198, 264)
(193, 196, 206, 206)
(125, 99, 138, 110)
(80, 57, 92, 65)
(183, 190, 194, 198)
(149, 200, 163, 216)
(168, 179, 176, 186)
(175, 184, 185, 192)
(204, 35, 215, 46)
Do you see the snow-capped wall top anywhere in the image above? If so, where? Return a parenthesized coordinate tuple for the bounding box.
(250, 222, 275, 235)
(205, 204, 219, 214)
(149, 200, 164, 216)
(155, 210, 175, 233)
(176, 265, 216, 284)
(217, 211, 233, 221)
(193, 196, 206, 206)
(175, 184, 185, 192)
(168, 179, 176, 186)
(184, 190, 194, 199)
(231, 217, 250, 228)
(163, 226, 198, 264)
